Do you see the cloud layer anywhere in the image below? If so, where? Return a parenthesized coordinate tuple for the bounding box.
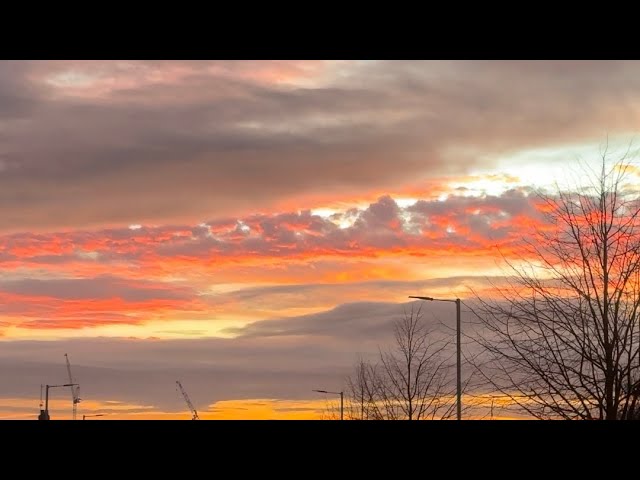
(0, 299, 472, 417)
(0, 191, 543, 332)
(3, 60, 640, 418)
(2, 60, 640, 230)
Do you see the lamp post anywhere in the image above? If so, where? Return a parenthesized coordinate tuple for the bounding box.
(409, 295, 462, 420)
(83, 414, 105, 420)
(313, 389, 344, 420)
(38, 383, 78, 420)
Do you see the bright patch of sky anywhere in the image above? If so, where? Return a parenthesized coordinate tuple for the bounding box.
(396, 198, 418, 208)
(75, 250, 100, 260)
(47, 71, 98, 88)
(0, 317, 247, 341)
(447, 177, 516, 198)
(311, 208, 338, 218)
(482, 137, 640, 193)
(311, 208, 356, 229)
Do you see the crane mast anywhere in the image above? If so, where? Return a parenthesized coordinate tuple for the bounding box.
(176, 380, 199, 420)
(64, 354, 81, 420)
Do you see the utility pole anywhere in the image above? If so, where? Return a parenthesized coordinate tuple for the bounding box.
(409, 295, 463, 420)
(456, 298, 461, 421)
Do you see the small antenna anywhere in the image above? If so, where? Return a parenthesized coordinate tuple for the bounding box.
(40, 384, 43, 409)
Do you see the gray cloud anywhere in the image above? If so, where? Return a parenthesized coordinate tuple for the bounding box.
(0, 299, 477, 416)
(221, 277, 468, 300)
(211, 276, 501, 312)
(0, 275, 192, 302)
(1, 60, 639, 231)
(227, 301, 408, 339)
(0, 61, 39, 117)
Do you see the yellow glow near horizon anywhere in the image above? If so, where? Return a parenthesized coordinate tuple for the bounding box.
(0, 394, 533, 420)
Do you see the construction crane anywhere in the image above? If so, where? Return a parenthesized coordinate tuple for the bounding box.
(64, 354, 81, 420)
(176, 380, 199, 420)
(38, 383, 78, 420)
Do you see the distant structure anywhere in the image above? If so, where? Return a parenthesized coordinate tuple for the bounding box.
(176, 381, 199, 420)
(64, 354, 81, 420)
(38, 383, 77, 420)
(38, 385, 49, 420)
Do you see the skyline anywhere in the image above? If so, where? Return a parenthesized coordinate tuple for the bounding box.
(2, 60, 640, 419)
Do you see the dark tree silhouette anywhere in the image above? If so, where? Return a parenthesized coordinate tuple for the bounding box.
(339, 305, 456, 420)
(472, 150, 640, 420)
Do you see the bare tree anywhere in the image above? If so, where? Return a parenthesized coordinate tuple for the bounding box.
(342, 305, 456, 420)
(345, 356, 377, 420)
(471, 150, 640, 420)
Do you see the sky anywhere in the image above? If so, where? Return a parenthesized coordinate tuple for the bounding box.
(1, 60, 640, 420)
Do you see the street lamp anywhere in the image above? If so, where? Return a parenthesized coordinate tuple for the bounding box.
(38, 383, 78, 420)
(313, 389, 344, 420)
(83, 414, 105, 420)
(409, 295, 462, 421)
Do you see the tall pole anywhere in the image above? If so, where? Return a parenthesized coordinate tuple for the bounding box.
(45, 385, 50, 417)
(38, 385, 50, 420)
(456, 298, 461, 421)
(408, 295, 463, 420)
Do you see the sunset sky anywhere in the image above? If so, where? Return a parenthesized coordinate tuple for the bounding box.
(2, 60, 640, 419)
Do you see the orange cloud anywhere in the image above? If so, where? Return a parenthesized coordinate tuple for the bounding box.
(0, 189, 552, 334)
(0, 189, 545, 268)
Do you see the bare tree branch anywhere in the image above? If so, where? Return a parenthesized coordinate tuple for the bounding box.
(469, 150, 640, 420)
(342, 305, 456, 420)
